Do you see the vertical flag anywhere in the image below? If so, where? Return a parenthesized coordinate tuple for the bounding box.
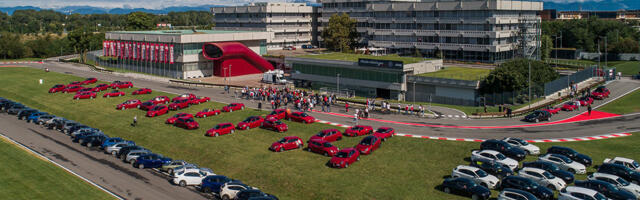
(111, 41, 115, 57)
(169, 44, 174, 64)
(155, 43, 159, 63)
(159, 44, 164, 63)
(164, 44, 169, 63)
(151, 43, 155, 63)
(133, 42, 137, 60)
(103, 41, 106, 56)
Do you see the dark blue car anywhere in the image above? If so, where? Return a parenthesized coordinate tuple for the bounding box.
(598, 163, 640, 184)
(17, 109, 38, 120)
(470, 160, 513, 179)
(480, 139, 526, 161)
(501, 176, 553, 200)
(546, 146, 592, 167)
(26, 111, 48, 123)
(575, 180, 636, 200)
(200, 175, 235, 194)
(134, 153, 172, 169)
(523, 161, 575, 184)
(441, 177, 491, 200)
(101, 137, 135, 150)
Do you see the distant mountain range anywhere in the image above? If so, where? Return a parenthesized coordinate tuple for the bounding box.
(544, 0, 640, 11)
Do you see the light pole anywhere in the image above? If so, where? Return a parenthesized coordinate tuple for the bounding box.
(336, 73, 340, 96)
(412, 82, 416, 103)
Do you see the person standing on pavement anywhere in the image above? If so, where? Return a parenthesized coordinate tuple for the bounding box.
(258, 102, 262, 111)
(587, 104, 592, 116)
(345, 102, 349, 112)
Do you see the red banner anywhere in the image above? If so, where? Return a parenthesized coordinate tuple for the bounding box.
(151, 43, 156, 62)
(111, 41, 115, 57)
(155, 44, 160, 63)
(159, 43, 164, 63)
(164, 44, 169, 63)
(169, 44, 174, 64)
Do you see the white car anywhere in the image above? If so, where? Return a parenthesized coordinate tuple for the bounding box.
(451, 165, 500, 189)
(589, 172, 640, 198)
(559, 186, 608, 200)
(471, 150, 519, 171)
(604, 157, 640, 172)
(105, 142, 131, 156)
(498, 188, 538, 200)
(518, 167, 566, 190)
(538, 154, 586, 174)
(220, 182, 255, 200)
(172, 169, 215, 187)
(502, 137, 540, 155)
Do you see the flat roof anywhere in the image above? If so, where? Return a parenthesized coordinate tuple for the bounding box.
(294, 52, 430, 64)
(108, 30, 253, 35)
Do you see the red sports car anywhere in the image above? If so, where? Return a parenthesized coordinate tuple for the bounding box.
(49, 84, 66, 93)
(266, 109, 287, 120)
(542, 107, 562, 115)
(287, 112, 315, 124)
(237, 116, 264, 130)
(309, 129, 343, 142)
(578, 96, 594, 106)
(62, 85, 84, 93)
(147, 105, 169, 117)
(307, 139, 339, 157)
(561, 101, 580, 111)
(67, 81, 82, 87)
(344, 125, 373, 137)
(81, 77, 97, 85)
(73, 91, 96, 100)
(76, 88, 93, 94)
(117, 99, 142, 110)
(205, 123, 235, 137)
(172, 93, 196, 102)
(373, 127, 395, 141)
(111, 81, 133, 89)
(91, 84, 110, 92)
(355, 135, 382, 155)
(270, 136, 303, 152)
(195, 108, 221, 118)
(166, 113, 194, 124)
(132, 88, 152, 95)
(150, 96, 170, 104)
(329, 148, 360, 168)
(139, 101, 158, 111)
(222, 103, 245, 112)
(591, 86, 610, 100)
(261, 117, 288, 132)
(191, 96, 210, 105)
(169, 99, 191, 110)
(174, 117, 199, 130)
(103, 90, 125, 98)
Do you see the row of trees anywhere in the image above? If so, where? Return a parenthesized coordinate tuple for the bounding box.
(0, 29, 104, 59)
(0, 10, 213, 34)
(480, 59, 559, 94)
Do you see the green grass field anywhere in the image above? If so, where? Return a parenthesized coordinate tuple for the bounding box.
(598, 88, 640, 115)
(612, 61, 640, 76)
(416, 66, 491, 81)
(2, 67, 639, 199)
(0, 138, 114, 200)
(295, 52, 430, 64)
(0, 58, 43, 62)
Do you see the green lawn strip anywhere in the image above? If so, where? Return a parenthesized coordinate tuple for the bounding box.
(0, 58, 44, 62)
(415, 66, 491, 81)
(0, 139, 114, 200)
(295, 52, 429, 64)
(598, 88, 640, 114)
(612, 61, 640, 76)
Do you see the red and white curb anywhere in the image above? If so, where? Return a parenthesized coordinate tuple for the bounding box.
(315, 119, 634, 143)
(0, 61, 43, 64)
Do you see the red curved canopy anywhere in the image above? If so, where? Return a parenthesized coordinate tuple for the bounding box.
(202, 42, 273, 77)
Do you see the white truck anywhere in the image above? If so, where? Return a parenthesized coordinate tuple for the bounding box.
(262, 70, 288, 84)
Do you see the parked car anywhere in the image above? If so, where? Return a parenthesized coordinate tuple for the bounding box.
(26, 111, 48, 123)
(451, 165, 500, 189)
(588, 172, 640, 198)
(591, 86, 610, 99)
(497, 188, 538, 200)
(60, 122, 82, 134)
(523, 110, 552, 123)
(62, 85, 84, 93)
(174, 117, 199, 130)
(16, 108, 37, 120)
(161, 160, 189, 175)
(172, 168, 213, 187)
(171, 93, 196, 102)
(542, 107, 561, 115)
(195, 108, 221, 118)
(105, 142, 133, 156)
(470, 160, 514, 180)
(81, 77, 97, 85)
(309, 129, 343, 142)
(76, 88, 93, 94)
(372, 127, 395, 141)
(200, 175, 235, 194)
(558, 186, 607, 200)
(101, 137, 134, 150)
(538, 154, 586, 174)
(518, 167, 567, 191)
(138, 101, 157, 111)
(111, 81, 133, 89)
(471, 150, 519, 171)
(329, 148, 360, 168)
(546, 146, 592, 167)
(575, 179, 636, 200)
(603, 157, 640, 172)
(133, 153, 172, 169)
(237, 116, 264, 130)
(191, 96, 210, 104)
(222, 103, 245, 112)
(44, 117, 68, 130)
(578, 96, 594, 106)
(306, 139, 339, 157)
(502, 137, 540, 155)
(236, 189, 271, 200)
(6, 104, 27, 115)
(169, 99, 191, 110)
(287, 112, 315, 124)
(220, 182, 253, 200)
(35, 114, 55, 125)
(103, 90, 125, 98)
(266, 109, 287, 120)
(261, 117, 288, 132)
(116, 145, 148, 159)
(344, 125, 373, 137)
(92, 83, 110, 92)
(150, 96, 170, 104)
(270, 136, 304, 152)
(67, 81, 82, 87)
(131, 88, 152, 95)
(49, 84, 66, 93)
(301, 44, 315, 49)
(125, 149, 152, 163)
(522, 161, 575, 184)
(282, 46, 296, 50)
(441, 177, 491, 200)
(561, 101, 580, 111)
(147, 105, 169, 117)
(166, 113, 194, 124)
(598, 163, 640, 184)
(205, 123, 235, 137)
(74, 91, 97, 100)
(501, 176, 554, 200)
(116, 99, 142, 110)
(355, 135, 382, 155)
(480, 139, 526, 161)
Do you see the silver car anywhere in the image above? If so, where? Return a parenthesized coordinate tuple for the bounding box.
(105, 142, 132, 156)
(126, 150, 151, 164)
(36, 115, 55, 125)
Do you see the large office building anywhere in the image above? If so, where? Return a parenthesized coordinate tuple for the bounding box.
(211, 3, 314, 50)
(319, 0, 543, 63)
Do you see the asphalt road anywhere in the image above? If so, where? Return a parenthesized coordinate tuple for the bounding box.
(0, 114, 210, 200)
(13, 62, 640, 140)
